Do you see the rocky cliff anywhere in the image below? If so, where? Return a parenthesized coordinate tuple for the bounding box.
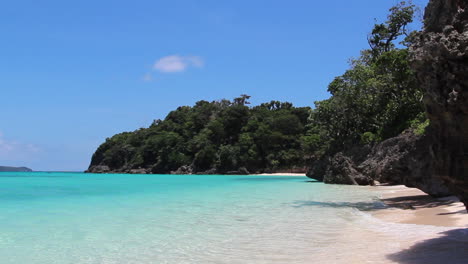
(360, 131, 449, 197)
(306, 130, 451, 197)
(410, 0, 468, 209)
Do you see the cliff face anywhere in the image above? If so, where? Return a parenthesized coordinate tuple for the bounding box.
(410, 0, 468, 209)
(360, 131, 449, 197)
(306, 130, 450, 197)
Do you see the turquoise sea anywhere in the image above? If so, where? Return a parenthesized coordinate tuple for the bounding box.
(0, 172, 455, 264)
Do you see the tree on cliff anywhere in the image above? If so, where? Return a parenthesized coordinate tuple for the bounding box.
(368, 1, 416, 56)
(306, 1, 425, 155)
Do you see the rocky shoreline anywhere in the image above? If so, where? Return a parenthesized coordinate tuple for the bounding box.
(306, 130, 451, 197)
(410, 0, 468, 210)
(308, 0, 468, 210)
(86, 165, 307, 176)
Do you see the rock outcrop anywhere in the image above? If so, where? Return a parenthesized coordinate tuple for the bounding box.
(129, 168, 148, 174)
(324, 153, 374, 185)
(86, 165, 111, 173)
(306, 157, 328, 182)
(171, 165, 193, 175)
(88, 163, 254, 175)
(307, 145, 372, 184)
(360, 131, 449, 197)
(307, 130, 451, 197)
(410, 0, 468, 208)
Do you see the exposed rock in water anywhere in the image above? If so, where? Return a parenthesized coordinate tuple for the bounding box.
(86, 165, 111, 173)
(410, 0, 468, 209)
(129, 168, 148, 174)
(305, 157, 328, 182)
(307, 130, 451, 197)
(171, 165, 193, 175)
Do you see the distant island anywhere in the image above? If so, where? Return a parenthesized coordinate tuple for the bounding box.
(0, 166, 33, 172)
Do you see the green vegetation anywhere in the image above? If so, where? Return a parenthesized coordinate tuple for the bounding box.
(90, 95, 311, 173)
(305, 1, 426, 157)
(409, 113, 430, 135)
(89, 2, 428, 175)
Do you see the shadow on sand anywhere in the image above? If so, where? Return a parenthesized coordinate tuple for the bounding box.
(291, 200, 387, 211)
(380, 195, 456, 209)
(294, 193, 468, 263)
(292, 194, 467, 214)
(386, 228, 468, 264)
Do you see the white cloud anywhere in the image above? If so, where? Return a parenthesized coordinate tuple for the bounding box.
(153, 55, 204, 73)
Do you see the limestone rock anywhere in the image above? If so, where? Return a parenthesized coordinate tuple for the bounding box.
(129, 168, 148, 174)
(306, 157, 329, 182)
(171, 165, 193, 175)
(307, 130, 451, 197)
(410, 0, 468, 209)
(324, 153, 374, 185)
(360, 131, 450, 197)
(87, 165, 110, 173)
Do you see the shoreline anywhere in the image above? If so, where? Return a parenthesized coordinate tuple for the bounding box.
(364, 185, 468, 263)
(255, 175, 467, 227)
(253, 173, 307, 176)
(371, 185, 468, 227)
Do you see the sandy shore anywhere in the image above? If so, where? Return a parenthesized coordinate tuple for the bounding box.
(256, 176, 468, 227)
(253, 177, 468, 263)
(364, 185, 468, 264)
(372, 185, 468, 227)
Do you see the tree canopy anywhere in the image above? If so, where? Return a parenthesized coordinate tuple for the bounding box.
(89, 2, 427, 175)
(306, 1, 425, 156)
(89, 96, 311, 174)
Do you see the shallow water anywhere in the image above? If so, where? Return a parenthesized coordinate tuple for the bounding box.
(0, 172, 461, 264)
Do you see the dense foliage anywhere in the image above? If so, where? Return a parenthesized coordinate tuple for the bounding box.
(304, 1, 426, 157)
(90, 95, 311, 174)
(89, 2, 427, 175)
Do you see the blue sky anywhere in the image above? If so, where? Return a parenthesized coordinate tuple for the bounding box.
(1, 0, 429, 171)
